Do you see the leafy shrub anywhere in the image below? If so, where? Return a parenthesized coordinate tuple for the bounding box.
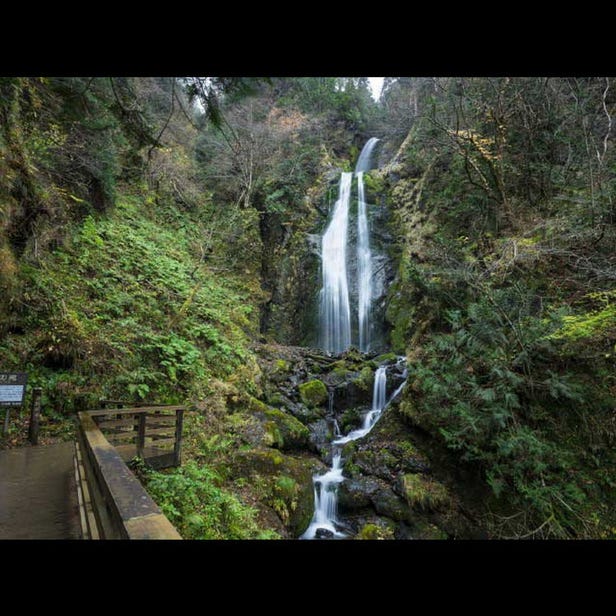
(145, 461, 278, 539)
(404, 287, 611, 537)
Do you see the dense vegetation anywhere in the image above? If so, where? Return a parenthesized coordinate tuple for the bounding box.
(1, 76, 614, 539)
(382, 78, 616, 537)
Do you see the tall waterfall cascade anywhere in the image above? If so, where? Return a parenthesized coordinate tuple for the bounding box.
(355, 137, 379, 352)
(319, 172, 353, 354)
(319, 138, 380, 354)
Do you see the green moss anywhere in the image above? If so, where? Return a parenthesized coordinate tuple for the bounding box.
(274, 358, 291, 373)
(340, 407, 361, 431)
(246, 396, 270, 414)
(298, 379, 328, 407)
(373, 352, 398, 364)
(356, 523, 394, 540)
(402, 473, 450, 512)
(397, 397, 421, 423)
(265, 391, 285, 407)
(331, 366, 353, 380)
(398, 439, 419, 458)
(548, 304, 616, 343)
(264, 407, 310, 450)
(230, 448, 315, 535)
(412, 520, 449, 540)
(353, 365, 374, 391)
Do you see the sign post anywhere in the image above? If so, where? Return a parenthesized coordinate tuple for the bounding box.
(0, 372, 28, 437)
(29, 388, 42, 445)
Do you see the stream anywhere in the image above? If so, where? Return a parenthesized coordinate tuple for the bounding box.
(301, 359, 407, 539)
(304, 136, 400, 539)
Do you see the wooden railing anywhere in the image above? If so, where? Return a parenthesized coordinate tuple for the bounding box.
(74, 406, 185, 540)
(89, 406, 184, 469)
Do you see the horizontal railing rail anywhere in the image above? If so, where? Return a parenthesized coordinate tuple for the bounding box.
(75, 406, 185, 540)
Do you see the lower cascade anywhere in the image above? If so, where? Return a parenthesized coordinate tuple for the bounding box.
(301, 360, 407, 539)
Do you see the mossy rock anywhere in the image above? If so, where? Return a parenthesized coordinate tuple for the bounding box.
(361, 170, 386, 199)
(265, 391, 286, 407)
(230, 448, 317, 536)
(396, 397, 422, 424)
(352, 365, 374, 392)
(263, 407, 310, 451)
(372, 486, 409, 522)
(411, 519, 449, 540)
(287, 401, 325, 424)
(401, 473, 450, 512)
(331, 366, 354, 382)
(246, 395, 270, 414)
(373, 352, 398, 364)
(340, 347, 364, 363)
(298, 379, 328, 407)
(274, 358, 291, 373)
(340, 407, 362, 432)
(338, 477, 375, 511)
(356, 522, 395, 540)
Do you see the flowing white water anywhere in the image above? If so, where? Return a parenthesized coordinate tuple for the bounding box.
(333, 365, 387, 445)
(319, 172, 353, 354)
(318, 138, 379, 354)
(355, 137, 379, 174)
(301, 451, 347, 539)
(356, 171, 371, 353)
(301, 364, 404, 539)
(355, 138, 379, 352)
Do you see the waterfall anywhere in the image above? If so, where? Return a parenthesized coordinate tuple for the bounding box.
(356, 171, 371, 353)
(302, 451, 346, 539)
(301, 363, 403, 539)
(356, 138, 379, 352)
(318, 138, 379, 354)
(319, 172, 353, 354)
(332, 365, 387, 445)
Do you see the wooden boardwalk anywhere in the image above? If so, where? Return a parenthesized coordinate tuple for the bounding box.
(0, 443, 81, 539)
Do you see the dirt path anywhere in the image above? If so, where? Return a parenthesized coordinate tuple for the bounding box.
(0, 442, 81, 539)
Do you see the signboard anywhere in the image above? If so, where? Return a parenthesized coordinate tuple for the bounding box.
(0, 373, 28, 407)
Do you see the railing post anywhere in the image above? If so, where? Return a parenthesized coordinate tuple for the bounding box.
(28, 387, 42, 445)
(173, 408, 184, 466)
(136, 413, 146, 459)
(2, 407, 9, 436)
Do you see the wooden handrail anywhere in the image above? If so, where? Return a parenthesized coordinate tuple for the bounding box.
(75, 409, 184, 540)
(87, 406, 184, 468)
(88, 405, 183, 417)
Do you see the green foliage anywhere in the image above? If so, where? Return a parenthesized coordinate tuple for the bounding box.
(402, 283, 614, 536)
(2, 191, 262, 410)
(353, 366, 375, 391)
(382, 77, 616, 537)
(548, 303, 616, 343)
(356, 523, 395, 540)
(402, 474, 450, 512)
(275, 77, 377, 131)
(145, 461, 276, 539)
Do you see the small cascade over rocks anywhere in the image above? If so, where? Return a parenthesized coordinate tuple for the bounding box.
(301, 358, 407, 539)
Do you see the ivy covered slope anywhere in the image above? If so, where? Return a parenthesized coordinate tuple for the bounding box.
(380, 78, 616, 538)
(0, 77, 378, 538)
